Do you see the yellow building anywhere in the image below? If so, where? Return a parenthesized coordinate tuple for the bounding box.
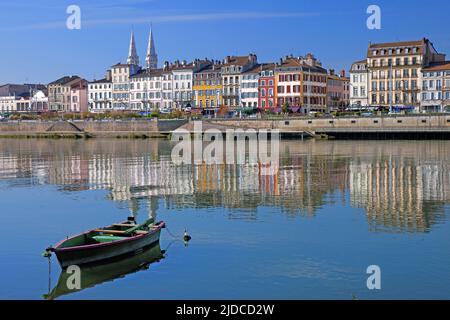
(193, 63, 223, 111)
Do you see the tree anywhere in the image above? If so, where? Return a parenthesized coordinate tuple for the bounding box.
(282, 102, 290, 114)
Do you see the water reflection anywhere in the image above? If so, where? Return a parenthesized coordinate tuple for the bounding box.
(44, 242, 165, 300)
(0, 139, 449, 233)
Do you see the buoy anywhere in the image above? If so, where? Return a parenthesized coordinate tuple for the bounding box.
(183, 229, 192, 242)
(42, 246, 54, 258)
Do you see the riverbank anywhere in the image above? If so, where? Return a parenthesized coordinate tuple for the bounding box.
(1, 114, 450, 139)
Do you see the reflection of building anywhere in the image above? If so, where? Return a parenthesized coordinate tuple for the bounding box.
(349, 159, 450, 232)
(0, 139, 449, 231)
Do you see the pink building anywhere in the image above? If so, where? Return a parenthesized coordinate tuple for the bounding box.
(70, 80, 88, 113)
(327, 69, 350, 111)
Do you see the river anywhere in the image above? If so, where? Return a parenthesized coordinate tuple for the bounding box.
(0, 139, 449, 299)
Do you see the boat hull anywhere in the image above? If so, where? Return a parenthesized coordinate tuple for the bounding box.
(54, 225, 163, 268)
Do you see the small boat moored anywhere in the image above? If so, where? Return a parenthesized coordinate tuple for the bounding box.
(49, 218, 165, 268)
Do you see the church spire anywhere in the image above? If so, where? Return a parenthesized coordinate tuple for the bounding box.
(145, 25, 158, 70)
(127, 30, 139, 66)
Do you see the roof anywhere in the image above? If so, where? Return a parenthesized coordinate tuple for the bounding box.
(276, 57, 327, 74)
(259, 63, 276, 71)
(368, 39, 425, 49)
(195, 64, 223, 73)
(130, 68, 164, 79)
(89, 78, 112, 84)
(242, 64, 262, 74)
(0, 83, 47, 97)
(48, 76, 81, 86)
(111, 63, 133, 68)
(327, 74, 350, 81)
(367, 39, 428, 57)
(351, 59, 367, 65)
(222, 55, 255, 67)
(423, 61, 450, 71)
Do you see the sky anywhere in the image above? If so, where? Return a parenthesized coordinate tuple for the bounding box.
(0, 0, 449, 84)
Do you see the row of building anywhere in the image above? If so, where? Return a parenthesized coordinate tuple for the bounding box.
(1, 29, 449, 115)
(350, 38, 450, 113)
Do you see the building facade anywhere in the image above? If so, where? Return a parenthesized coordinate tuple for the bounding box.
(421, 61, 450, 113)
(88, 75, 112, 112)
(327, 70, 350, 110)
(240, 65, 260, 109)
(221, 55, 258, 110)
(367, 38, 445, 112)
(258, 63, 276, 110)
(129, 68, 163, 111)
(111, 63, 140, 110)
(193, 62, 223, 110)
(275, 54, 327, 113)
(48, 76, 86, 112)
(69, 80, 88, 113)
(349, 60, 369, 107)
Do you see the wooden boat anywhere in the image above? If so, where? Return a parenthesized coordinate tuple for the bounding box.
(51, 218, 165, 268)
(44, 242, 165, 300)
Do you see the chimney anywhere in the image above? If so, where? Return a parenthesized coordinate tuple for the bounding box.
(105, 70, 112, 81)
(329, 69, 335, 76)
(340, 70, 346, 78)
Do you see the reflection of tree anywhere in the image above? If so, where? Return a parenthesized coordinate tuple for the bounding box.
(0, 139, 449, 233)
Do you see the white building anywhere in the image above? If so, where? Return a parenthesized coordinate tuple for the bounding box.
(88, 76, 112, 113)
(171, 59, 211, 109)
(161, 63, 174, 109)
(30, 90, 48, 112)
(240, 65, 260, 108)
(0, 96, 18, 113)
(349, 59, 369, 107)
(172, 61, 194, 109)
(130, 68, 163, 111)
(421, 61, 450, 113)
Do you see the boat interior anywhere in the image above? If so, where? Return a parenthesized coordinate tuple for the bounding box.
(57, 218, 158, 247)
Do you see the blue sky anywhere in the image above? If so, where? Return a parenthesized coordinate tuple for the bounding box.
(0, 0, 449, 84)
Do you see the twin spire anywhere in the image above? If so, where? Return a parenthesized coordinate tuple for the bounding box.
(127, 30, 139, 66)
(126, 26, 158, 70)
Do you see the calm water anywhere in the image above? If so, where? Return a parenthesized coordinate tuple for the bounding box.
(0, 139, 449, 300)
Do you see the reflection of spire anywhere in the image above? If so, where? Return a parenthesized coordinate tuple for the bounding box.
(148, 196, 159, 220)
(145, 25, 158, 69)
(127, 30, 139, 66)
(128, 198, 139, 218)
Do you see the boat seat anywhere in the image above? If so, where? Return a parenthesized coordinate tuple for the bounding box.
(92, 235, 127, 243)
(94, 229, 126, 235)
(113, 223, 135, 228)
